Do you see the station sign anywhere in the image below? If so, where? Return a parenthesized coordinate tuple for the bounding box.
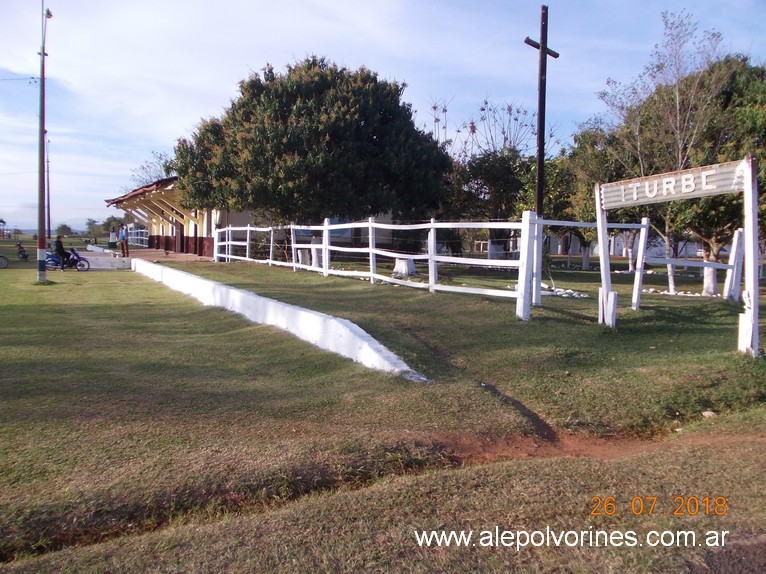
(594, 156, 759, 357)
(599, 160, 746, 210)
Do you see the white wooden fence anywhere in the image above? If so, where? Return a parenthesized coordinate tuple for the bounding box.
(127, 228, 149, 247)
(213, 214, 745, 322)
(215, 214, 540, 320)
(546, 218, 744, 307)
(629, 217, 743, 309)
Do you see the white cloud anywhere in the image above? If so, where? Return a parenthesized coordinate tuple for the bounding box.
(1, 0, 764, 229)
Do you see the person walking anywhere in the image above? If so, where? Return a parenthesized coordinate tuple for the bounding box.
(119, 224, 130, 257)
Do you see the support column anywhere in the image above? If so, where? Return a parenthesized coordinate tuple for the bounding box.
(595, 183, 617, 328)
(738, 155, 760, 357)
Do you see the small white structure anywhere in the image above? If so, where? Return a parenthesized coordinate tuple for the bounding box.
(392, 258, 416, 276)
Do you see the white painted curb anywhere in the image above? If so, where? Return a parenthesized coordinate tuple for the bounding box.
(131, 259, 425, 380)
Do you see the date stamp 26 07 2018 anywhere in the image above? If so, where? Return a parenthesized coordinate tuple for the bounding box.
(590, 496, 728, 518)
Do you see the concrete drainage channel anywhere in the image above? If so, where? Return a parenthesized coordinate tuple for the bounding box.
(127, 258, 425, 381)
(81, 246, 133, 269)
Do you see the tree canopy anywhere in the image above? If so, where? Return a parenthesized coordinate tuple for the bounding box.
(569, 11, 766, 265)
(125, 151, 175, 192)
(175, 57, 451, 223)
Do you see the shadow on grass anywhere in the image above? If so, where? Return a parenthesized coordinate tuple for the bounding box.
(0, 441, 461, 562)
(477, 381, 558, 442)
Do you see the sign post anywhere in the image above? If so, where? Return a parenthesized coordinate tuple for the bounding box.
(739, 156, 760, 357)
(596, 157, 760, 357)
(595, 183, 617, 327)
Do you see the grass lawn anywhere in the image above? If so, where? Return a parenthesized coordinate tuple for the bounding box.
(1, 257, 764, 573)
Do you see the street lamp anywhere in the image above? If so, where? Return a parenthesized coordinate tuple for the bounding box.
(37, 4, 52, 281)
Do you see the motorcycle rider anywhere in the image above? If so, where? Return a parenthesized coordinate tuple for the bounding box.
(54, 235, 70, 270)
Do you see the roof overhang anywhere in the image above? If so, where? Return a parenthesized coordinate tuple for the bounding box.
(105, 177, 203, 228)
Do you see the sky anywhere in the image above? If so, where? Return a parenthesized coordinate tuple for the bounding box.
(1, 0, 764, 231)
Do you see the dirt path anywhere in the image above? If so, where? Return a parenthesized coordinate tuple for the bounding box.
(437, 427, 766, 464)
(438, 429, 766, 573)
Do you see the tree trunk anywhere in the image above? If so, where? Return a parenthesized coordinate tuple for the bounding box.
(702, 265, 718, 296)
(582, 245, 591, 271)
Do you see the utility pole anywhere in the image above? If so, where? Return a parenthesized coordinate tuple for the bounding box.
(37, 4, 53, 282)
(524, 5, 559, 216)
(46, 137, 51, 239)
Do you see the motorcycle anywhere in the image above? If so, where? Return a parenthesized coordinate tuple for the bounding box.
(16, 243, 28, 261)
(45, 247, 90, 271)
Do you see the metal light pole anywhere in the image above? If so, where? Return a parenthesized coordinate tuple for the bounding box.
(37, 4, 52, 281)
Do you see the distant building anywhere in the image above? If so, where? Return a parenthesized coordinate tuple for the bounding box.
(105, 176, 251, 257)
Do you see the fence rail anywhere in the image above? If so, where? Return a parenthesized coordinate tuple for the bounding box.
(214, 215, 539, 320)
(212, 215, 745, 321)
(128, 229, 149, 247)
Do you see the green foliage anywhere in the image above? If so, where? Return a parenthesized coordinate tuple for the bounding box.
(445, 98, 563, 223)
(102, 215, 128, 232)
(2, 263, 765, 571)
(55, 223, 73, 236)
(458, 149, 528, 220)
(84, 215, 128, 236)
(681, 55, 766, 253)
(175, 118, 232, 211)
(85, 218, 100, 236)
(127, 150, 175, 191)
(578, 11, 766, 257)
(175, 57, 451, 224)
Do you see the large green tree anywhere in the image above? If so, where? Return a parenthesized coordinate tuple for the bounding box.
(596, 11, 729, 268)
(176, 57, 450, 224)
(679, 55, 766, 260)
(585, 10, 765, 294)
(458, 149, 528, 221)
(175, 118, 232, 211)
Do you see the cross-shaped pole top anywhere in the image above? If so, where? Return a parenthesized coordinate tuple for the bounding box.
(524, 5, 559, 216)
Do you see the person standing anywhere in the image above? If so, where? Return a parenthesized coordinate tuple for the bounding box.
(119, 224, 130, 257)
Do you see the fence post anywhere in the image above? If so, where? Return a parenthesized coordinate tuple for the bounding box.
(269, 227, 274, 266)
(631, 217, 650, 310)
(323, 218, 330, 277)
(226, 226, 232, 262)
(595, 183, 617, 328)
(428, 218, 437, 292)
(369, 217, 377, 285)
(532, 217, 544, 306)
(516, 210, 535, 321)
(246, 226, 252, 261)
(723, 229, 743, 301)
(214, 228, 220, 262)
(290, 225, 297, 271)
(738, 155, 759, 357)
